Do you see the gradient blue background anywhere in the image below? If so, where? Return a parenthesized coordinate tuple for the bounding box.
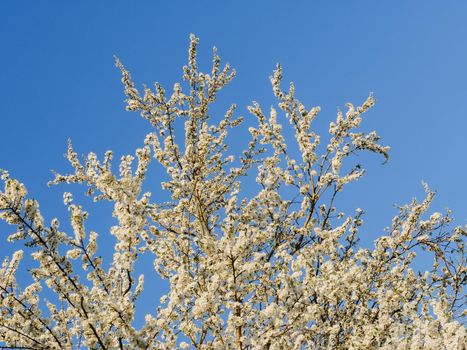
(1, 1, 466, 327)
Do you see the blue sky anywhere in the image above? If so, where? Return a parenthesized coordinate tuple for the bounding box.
(1, 1, 466, 326)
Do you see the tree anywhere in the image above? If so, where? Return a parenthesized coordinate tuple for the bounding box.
(0, 35, 465, 350)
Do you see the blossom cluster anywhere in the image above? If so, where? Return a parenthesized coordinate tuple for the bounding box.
(0, 35, 465, 349)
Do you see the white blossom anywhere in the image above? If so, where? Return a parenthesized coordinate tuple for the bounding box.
(0, 35, 464, 350)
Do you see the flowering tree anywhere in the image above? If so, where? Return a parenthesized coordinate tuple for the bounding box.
(0, 35, 465, 350)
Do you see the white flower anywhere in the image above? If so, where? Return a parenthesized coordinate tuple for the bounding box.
(0, 35, 463, 350)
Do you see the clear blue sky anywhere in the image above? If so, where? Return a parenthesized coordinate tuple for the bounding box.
(1, 1, 466, 326)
